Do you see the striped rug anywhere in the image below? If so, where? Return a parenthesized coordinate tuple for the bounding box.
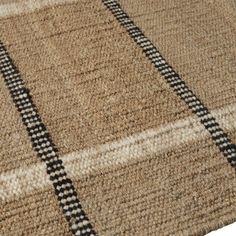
(1, 0, 236, 235)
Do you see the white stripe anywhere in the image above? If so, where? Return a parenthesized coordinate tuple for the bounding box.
(1, 103, 236, 201)
(0, 0, 77, 17)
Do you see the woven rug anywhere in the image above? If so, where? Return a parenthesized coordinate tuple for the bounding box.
(1, 0, 236, 235)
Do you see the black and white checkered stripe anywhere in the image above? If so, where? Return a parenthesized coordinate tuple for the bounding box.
(0, 41, 96, 236)
(102, 0, 236, 167)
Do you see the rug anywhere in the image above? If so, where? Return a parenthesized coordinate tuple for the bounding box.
(0, 0, 236, 235)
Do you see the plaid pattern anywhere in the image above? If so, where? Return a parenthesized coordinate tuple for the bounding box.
(1, 1, 236, 235)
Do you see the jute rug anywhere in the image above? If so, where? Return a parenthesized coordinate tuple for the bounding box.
(0, 0, 236, 235)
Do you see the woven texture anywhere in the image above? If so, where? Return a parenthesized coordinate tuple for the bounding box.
(0, 0, 236, 235)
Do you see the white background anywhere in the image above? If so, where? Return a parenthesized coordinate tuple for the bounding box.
(207, 222, 236, 235)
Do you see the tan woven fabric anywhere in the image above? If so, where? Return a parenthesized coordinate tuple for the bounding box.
(0, 1, 236, 235)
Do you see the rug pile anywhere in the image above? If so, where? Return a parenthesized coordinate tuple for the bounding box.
(1, 0, 236, 235)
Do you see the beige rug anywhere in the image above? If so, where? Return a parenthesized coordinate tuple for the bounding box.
(1, 0, 236, 235)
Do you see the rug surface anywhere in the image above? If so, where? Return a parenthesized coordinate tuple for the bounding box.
(0, 0, 236, 235)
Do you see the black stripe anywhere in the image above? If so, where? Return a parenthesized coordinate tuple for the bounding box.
(0, 42, 96, 236)
(102, 0, 236, 167)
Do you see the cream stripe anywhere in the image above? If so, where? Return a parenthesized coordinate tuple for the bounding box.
(1, 103, 236, 202)
(0, 0, 77, 17)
